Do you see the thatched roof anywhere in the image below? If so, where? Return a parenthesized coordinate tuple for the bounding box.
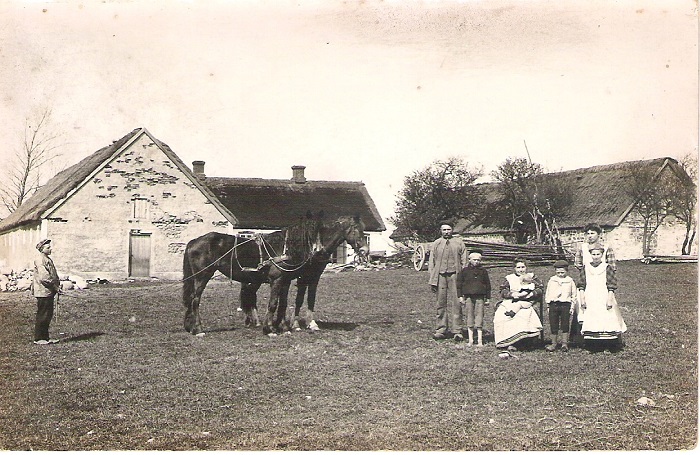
(0, 127, 386, 234)
(0, 128, 236, 233)
(0, 129, 140, 233)
(204, 177, 386, 231)
(457, 157, 686, 235)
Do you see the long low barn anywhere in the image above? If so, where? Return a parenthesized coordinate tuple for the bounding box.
(453, 158, 695, 259)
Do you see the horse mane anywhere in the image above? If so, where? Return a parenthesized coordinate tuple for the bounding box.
(317, 215, 364, 254)
(262, 215, 321, 263)
(261, 213, 363, 263)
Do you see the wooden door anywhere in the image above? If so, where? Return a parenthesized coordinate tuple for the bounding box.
(129, 233, 151, 277)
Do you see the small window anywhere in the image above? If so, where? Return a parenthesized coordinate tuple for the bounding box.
(133, 198, 149, 220)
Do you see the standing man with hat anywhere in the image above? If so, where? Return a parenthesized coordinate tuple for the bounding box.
(428, 222, 467, 341)
(32, 238, 60, 345)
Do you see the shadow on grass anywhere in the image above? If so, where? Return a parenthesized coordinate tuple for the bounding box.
(166, 326, 237, 334)
(317, 321, 359, 331)
(61, 331, 106, 342)
(203, 327, 237, 333)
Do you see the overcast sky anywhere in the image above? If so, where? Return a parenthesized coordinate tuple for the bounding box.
(0, 0, 697, 230)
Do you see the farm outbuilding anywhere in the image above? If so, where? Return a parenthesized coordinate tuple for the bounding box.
(0, 128, 386, 279)
(454, 157, 695, 259)
(0, 128, 236, 280)
(202, 164, 385, 264)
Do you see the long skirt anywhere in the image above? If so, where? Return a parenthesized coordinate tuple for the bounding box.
(493, 299, 543, 348)
(580, 291, 626, 340)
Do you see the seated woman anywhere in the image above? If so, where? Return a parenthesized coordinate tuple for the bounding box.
(494, 258, 544, 351)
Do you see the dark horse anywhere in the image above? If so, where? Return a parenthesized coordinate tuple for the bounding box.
(291, 238, 372, 331)
(182, 213, 367, 335)
(291, 248, 369, 331)
(290, 252, 331, 331)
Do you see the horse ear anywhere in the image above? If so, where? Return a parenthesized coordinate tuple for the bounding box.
(306, 210, 313, 219)
(317, 210, 325, 219)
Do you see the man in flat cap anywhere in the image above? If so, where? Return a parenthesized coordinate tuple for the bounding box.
(32, 239, 60, 345)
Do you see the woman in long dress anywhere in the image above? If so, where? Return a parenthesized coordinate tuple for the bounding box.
(493, 258, 543, 350)
(578, 244, 626, 347)
(571, 223, 616, 343)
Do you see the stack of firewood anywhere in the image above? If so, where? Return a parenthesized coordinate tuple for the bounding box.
(462, 239, 571, 268)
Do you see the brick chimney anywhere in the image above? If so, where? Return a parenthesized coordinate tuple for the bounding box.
(291, 165, 306, 184)
(192, 161, 206, 179)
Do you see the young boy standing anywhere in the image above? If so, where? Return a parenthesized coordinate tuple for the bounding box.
(457, 249, 491, 346)
(544, 259, 577, 352)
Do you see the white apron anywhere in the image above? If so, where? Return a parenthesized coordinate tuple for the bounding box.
(575, 243, 608, 324)
(580, 262, 626, 339)
(494, 273, 543, 347)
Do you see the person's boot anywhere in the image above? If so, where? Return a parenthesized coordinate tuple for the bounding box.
(477, 329, 483, 346)
(561, 332, 569, 352)
(546, 332, 558, 352)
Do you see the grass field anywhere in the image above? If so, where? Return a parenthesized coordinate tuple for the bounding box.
(0, 261, 696, 450)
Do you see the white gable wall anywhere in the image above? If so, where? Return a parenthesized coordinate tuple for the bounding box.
(609, 211, 692, 259)
(45, 134, 233, 280)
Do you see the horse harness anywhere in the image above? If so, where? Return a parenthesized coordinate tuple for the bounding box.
(230, 229, 325, 276)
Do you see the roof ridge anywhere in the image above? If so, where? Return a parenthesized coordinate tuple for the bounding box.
(0, 128, 144, 232)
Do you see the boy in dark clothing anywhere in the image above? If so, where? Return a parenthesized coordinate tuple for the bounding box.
(457, 249, 491, 346)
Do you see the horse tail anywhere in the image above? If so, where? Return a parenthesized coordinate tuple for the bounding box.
(182, 242, 195, 309)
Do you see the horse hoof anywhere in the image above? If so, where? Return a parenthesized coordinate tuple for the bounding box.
(195, 332, 206, 338)
(308, 320, 320, 331)
(267, 332, 278, 338)
(283, 331, 292, 336)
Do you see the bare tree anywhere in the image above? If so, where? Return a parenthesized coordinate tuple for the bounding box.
(0, 108, 63, 214)
(489, 157, 571, 244)
(626, 164, 675, 256)
(671, 153, 697, 255)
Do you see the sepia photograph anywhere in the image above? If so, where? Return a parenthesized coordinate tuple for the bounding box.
(0, 0, 697, 450)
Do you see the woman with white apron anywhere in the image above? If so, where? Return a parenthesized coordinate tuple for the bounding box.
(572, 223, 617, 341)
(493, 259, 543, 350)
(578, 244, 626, 345)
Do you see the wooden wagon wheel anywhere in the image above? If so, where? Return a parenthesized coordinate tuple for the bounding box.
(412, 244, 427, 271)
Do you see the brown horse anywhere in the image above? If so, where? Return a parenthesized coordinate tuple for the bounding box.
(182, 213, 367, 335)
